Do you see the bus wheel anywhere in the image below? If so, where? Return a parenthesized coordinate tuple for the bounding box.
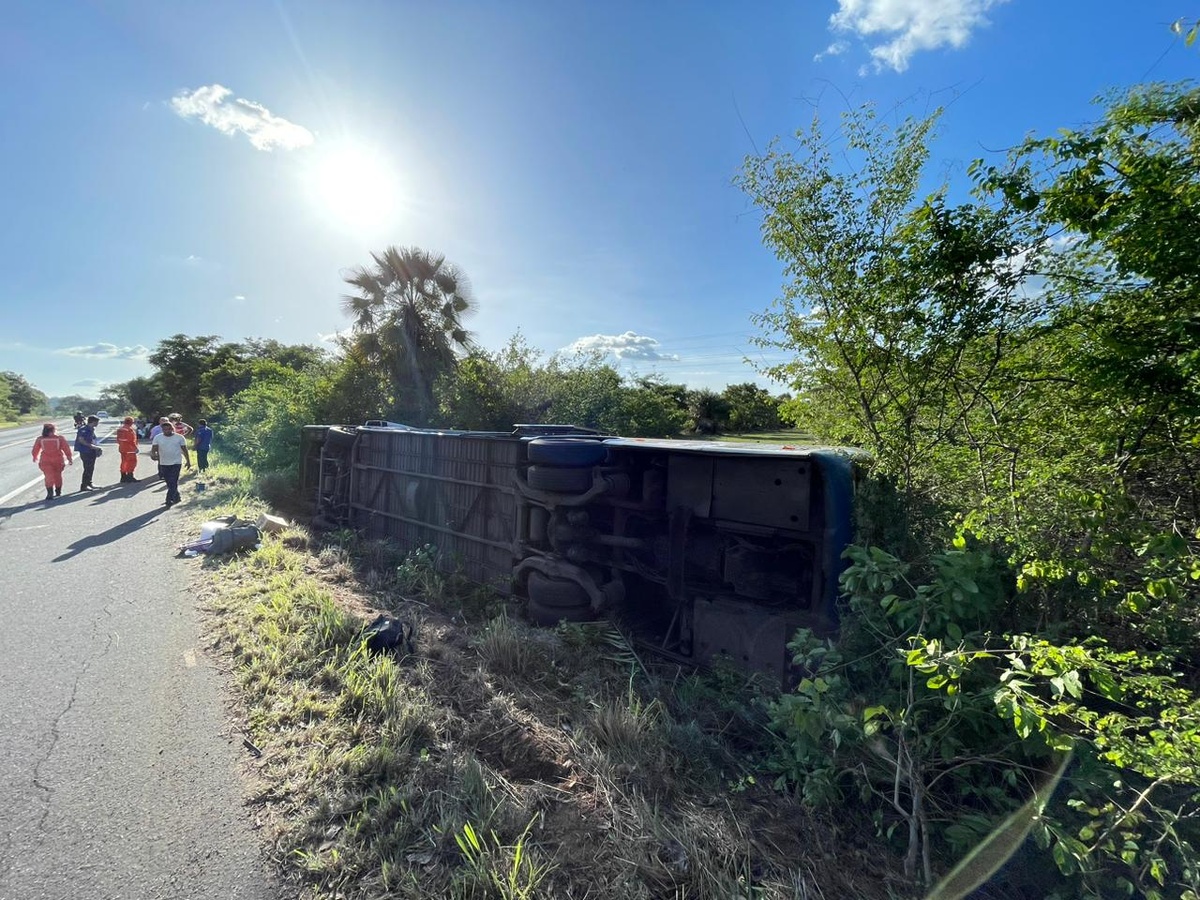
(527, 571, 591, 608)
(527, 464, 592, 493)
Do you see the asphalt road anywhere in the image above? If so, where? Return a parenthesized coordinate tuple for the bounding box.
(0, 420, 79, 503)
(0, 422, 279, 900)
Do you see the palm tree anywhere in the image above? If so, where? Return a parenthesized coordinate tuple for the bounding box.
(341, 246, 477, 423)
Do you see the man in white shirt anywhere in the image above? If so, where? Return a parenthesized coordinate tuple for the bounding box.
(150, 421, 191, 507)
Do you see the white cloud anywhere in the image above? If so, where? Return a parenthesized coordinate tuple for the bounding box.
(565, 331, 679, 362)
(170, 84, 315, 151)
(823, 0, 1008, 73)
(72, 378, 109, 389)
(815, 39, 849, 62)
(57, 343, 151, 361)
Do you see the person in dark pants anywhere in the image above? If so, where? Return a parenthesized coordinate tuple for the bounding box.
(150, 421, 191, 507)
(74, 414, 102, 491)
(194, 419, 213, 472)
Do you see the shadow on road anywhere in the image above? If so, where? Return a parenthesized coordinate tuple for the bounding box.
(51, 506, 165, 562)
(0, 480, 163, 517)
(0, 498, 50, 519)
(90, 478, 165, 505)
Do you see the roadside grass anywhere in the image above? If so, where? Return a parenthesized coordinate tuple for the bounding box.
(0, 413, 58, 429)
(188, 461, 902, 899)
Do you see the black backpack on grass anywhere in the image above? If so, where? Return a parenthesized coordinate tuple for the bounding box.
(363, 615, 415, 656)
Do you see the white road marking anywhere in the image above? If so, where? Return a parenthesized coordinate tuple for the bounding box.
(0, 476, 46, 506)
(0, 420, 75, 451)
(0, 422, 114, 503)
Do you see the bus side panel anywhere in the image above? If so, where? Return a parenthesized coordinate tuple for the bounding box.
(348, 430, 523, 590)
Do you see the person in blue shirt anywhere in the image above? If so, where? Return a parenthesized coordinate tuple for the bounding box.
(194, 419, 214, 472)
(74, 414, 102, 491)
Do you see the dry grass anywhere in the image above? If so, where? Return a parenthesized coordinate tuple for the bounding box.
(191, 462, 909, 899)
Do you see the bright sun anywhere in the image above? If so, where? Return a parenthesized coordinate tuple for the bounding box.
(308, 141, 399, 233)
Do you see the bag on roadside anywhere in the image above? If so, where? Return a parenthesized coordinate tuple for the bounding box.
(363, 615, 416, 656)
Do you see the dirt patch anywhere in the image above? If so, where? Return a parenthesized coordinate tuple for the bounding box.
(466, 696, 572, 783)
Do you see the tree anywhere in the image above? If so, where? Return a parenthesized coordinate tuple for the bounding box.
(1, 372, 49, 415)
(242, 338, 329, 372)
(737, 105, 1046, 526)
(436, 336, 550, 431)
(972, 80, 1200, 653)
(147, 334, 223, 415)
(97, 384, 131, 414)
(51, 394, 101, 415)
(686, 387, 729, 434)
(722, 383, 783, 432)
(609, 383, 689, 437)
(979, 82, 1200, 472)
(121, 375, 168, 420)
(342, 246, 477, 424)
(0, 374, 15, 421)
(539, 354, 619, 432)
(223, 368, 331, 472)
(432, 337, 697, 436)
(201, 341, 329, 416)
(320, 344, 390, 426)
(742, 90, 1200, 896)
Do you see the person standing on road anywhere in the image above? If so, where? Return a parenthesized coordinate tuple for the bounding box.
(31, 423, 73, 501)
(74, 414, 103, 492)
(116, 416, 140, 483)
(150, 421, 191, 507)
(193, 419, 213, 472)
(148, 417, 169, 480)
(168, 413, 192, 438)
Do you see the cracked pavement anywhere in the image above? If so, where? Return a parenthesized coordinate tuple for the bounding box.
(0, 437, 279, 900)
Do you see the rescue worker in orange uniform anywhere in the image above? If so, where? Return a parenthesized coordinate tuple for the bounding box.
(116, 416, 140, 483)
(31, 423, 73, 501)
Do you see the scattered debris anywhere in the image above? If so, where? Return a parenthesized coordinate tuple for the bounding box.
(256, 513, 290, 534)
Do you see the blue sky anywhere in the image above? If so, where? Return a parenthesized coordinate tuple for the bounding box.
(1, 0, 1195, 399)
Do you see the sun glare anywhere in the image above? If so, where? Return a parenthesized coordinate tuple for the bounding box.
(308, 140, 399, 233)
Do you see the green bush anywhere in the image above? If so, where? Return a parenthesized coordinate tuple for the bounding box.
(222, 369, 331, 472)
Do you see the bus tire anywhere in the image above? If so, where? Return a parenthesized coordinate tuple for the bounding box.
(527, 571, 591, 608)
(527, 437, 607, 466)
(527, 464, 592, 493)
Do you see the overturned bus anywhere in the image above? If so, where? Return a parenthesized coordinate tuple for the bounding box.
(302, 422, 858, 682)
